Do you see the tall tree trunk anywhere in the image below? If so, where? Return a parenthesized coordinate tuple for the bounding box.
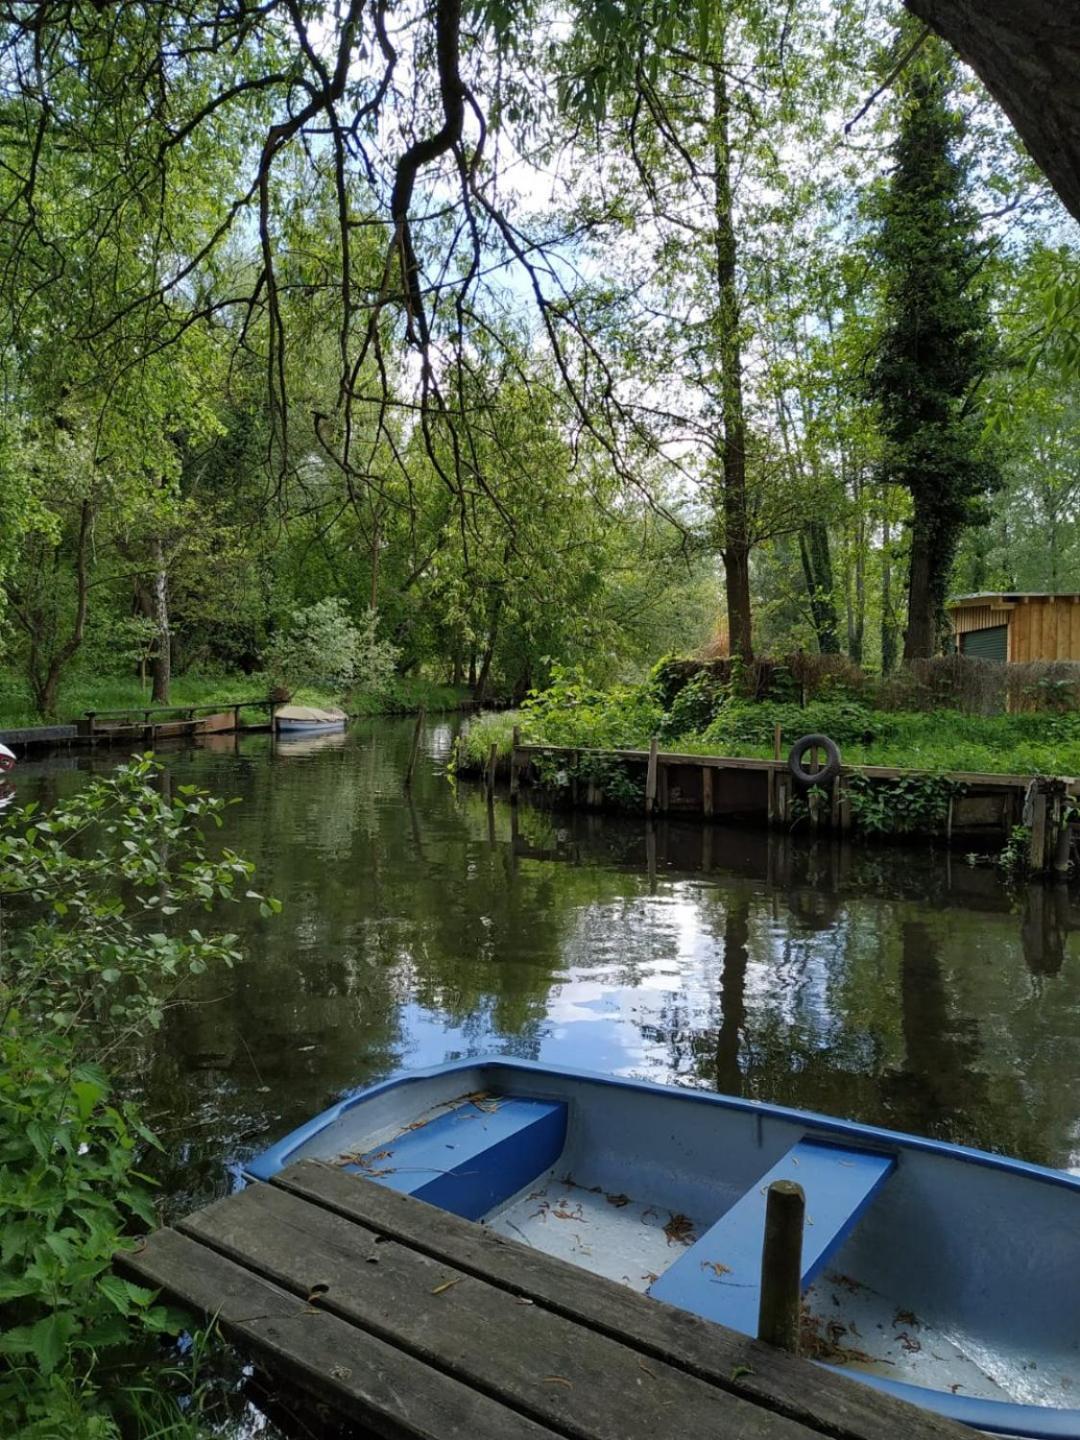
(473, 595, 503, 705)
(369, 510, 382, 610)
(850, 472, 866, 663)
(23, 499, 93, 720)
(798, 522, 840, 654)
(881, 511, 899, 675)
(148, 536, 170, 704)
(712, 59, 753, 662)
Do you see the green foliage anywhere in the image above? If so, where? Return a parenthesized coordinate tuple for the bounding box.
(997, 824, 1033, 876)
(520, 667, 663, 750)
(266, 598, 397, 693)
(0, 758, 271, 1435)
(703, 700, 875, 753)
(845, 773, 963, 836)
(868, 24, 1001, 654)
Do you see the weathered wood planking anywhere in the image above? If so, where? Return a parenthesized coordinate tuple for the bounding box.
(174, 1181, 818, 1440)
(119, 1162, 968, 1440)
(272, 1163, 962, 1440)
(121, 1226, 555, 1440)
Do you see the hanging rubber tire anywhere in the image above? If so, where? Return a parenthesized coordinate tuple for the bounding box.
(0, 743, 15, 774)
(788, 733, 841, 789)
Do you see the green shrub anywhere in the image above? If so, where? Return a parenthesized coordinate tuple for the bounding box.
(0, 757, 272, 1436)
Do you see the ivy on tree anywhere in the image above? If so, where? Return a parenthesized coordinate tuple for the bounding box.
(869, 25, 1000, 660)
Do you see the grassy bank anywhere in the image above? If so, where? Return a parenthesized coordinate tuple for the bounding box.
(457, 689, 1080, 779)
(0, 672, 475, 729)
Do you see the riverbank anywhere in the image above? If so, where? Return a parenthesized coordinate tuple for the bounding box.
(453, 703, 1080, 874)
(0, 672, 477, 734)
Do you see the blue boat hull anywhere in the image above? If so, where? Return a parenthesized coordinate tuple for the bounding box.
(275, 719, 346, 734)
(248, 1058, 1080, 1437)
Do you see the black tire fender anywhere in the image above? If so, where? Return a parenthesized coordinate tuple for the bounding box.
(788, 733, 841, 788)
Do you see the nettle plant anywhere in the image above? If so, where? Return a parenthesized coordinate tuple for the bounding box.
(0, 756, 275, 1436)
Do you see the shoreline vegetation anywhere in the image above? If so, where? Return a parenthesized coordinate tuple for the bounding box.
(0, 674, 477, 732)
(453, 659, 1080, 782)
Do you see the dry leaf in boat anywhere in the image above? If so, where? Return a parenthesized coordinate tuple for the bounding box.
(663, 1212, 696, 1246)
(701, 1260, 732, 1277)
(605, 1192, 630, 1208)
(543, 1376, 573, 1389)
(431, 1277, 461, 1295)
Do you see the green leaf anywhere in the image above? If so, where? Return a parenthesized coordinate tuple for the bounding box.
(0, 1312, 78, 1374)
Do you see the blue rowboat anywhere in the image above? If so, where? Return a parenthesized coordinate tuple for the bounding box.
(247, 1058, 1080, 1438)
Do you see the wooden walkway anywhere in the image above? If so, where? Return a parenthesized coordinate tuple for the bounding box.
(122, 1161, 965, 1440)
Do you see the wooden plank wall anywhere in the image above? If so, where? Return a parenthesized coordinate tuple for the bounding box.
(950, 602, 1012, 637)
(1009, 596, 1080, 662)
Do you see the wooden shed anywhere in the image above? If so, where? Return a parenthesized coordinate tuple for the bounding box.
(948, 593, 1080, 662)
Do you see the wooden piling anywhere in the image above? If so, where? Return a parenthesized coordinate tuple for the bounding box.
(509, 725, 521, 804)
(645, 736, 659, 815)
(758, 1180, 805, 1354)
(1053, 817, 1072, 877)
(486, 741, 498, 792)
(1029, 786, 1049, 872)
(404, 708, 426, 790)
(702, 765, 714, 818)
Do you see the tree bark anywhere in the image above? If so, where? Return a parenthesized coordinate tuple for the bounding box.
(24, 499, 93, 719)
(881, 511, 899, 675)
(148, 536, 170, 704)
(712, 58, 753, 662)
(798, 522, 839, 654)
(473, 594, 503, 704)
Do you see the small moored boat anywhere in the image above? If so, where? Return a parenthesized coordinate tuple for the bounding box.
(247, 1058, 1080, 1438)
(273, 704, 347, 735)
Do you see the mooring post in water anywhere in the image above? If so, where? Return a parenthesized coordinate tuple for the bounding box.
(510, 725, 521, 804)
(486, 741, 498, 792)
(758, 1180, 805, 1354)
(1054, 815, 1073, 877)
(404, 707, 425, 790)
(645, 735, 659, 815)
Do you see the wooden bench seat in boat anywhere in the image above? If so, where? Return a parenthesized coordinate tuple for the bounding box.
(339, 1095, 567, 1221)
(648, 1139, 895, 1334)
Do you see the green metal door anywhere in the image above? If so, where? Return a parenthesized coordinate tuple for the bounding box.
(961, 624, 1008, 660)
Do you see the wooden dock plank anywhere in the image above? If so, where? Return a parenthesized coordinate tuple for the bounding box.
(177, 1181, 818, 1440)
(120, 1227, 556, 1440)
(274, 1163, 963, 1440)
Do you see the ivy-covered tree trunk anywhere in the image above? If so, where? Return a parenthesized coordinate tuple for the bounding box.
(869, 25, 999, 661)
(881, 512, 899, 675)
(798, 521, 840, 654)
(712, 60, 753, 663)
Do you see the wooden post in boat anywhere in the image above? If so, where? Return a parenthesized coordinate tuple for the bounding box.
(645, 736, 659, 815)
(404, 708, 425, 790)
(509, 725, 521, 804)
(758, 1180, 804, 1354)
(486, 741, 498, 792)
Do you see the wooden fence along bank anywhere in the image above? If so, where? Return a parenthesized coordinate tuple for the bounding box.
(493, 731, 1077, 877)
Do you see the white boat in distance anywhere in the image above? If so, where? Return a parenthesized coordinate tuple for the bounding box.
(273, 704, 347, 735)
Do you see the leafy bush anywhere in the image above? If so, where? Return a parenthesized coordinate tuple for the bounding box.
(0, 757, 272, 1436)
(703, 700, 878, 753)
(266, 597, 399, 693)
(521, 666, 662, 750)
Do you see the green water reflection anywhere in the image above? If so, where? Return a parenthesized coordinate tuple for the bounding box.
(17, 716, 1080, 1215)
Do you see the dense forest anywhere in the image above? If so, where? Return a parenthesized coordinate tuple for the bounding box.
(0, 2, 1076, 724)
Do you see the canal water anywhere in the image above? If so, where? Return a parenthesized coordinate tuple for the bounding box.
(16, 714, 1080, 1221)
